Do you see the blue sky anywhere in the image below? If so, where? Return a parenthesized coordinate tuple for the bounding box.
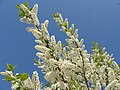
(0, 0, 120, 89)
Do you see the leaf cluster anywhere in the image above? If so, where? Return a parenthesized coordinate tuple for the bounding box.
(16, 2, 32, 17)
(4, 64, 29, 82)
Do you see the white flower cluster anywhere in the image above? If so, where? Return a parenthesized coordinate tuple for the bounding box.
(0, 70, 41, 90)
(1, 3, 120, 90)
(20, 4, 40, 27)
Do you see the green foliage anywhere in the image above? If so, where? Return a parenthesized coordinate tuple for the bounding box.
(91, 42, 106, 66)
(24, 2, 29, 8)
(4, 75, 16, 82)
(34, 58, 39, 65)
(2, 64, 29, 84)
(52, 12, 60, 18)
(16, 4, 25, 17)
(91, 42, 115, 68)
(53, 12, 76, 34)
(91, 42, 103, 52)
(6, 64, 17, 73)
(3, 64, 16, 82)
(45, 83, 52, 87)
(118, 64, 120, 67)
(16, 73, 29, 81)
(53, 12, 67, 28)
(16, 2, 32, 17)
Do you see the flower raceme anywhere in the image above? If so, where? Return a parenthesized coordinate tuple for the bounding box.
(1, 2, 120, 90)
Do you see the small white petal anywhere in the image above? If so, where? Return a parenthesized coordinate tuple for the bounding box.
(31, 4, 38, 15)
(44, 20, 49, 28)
(20, 17, 33, 24)
(35, 45, 50, 52)
(31, 13, 40, 26)
(36, 52, 45, 59)
(35, 40, 43, 45)
(20, 4, 31, 15)
(51, 35, 56, 45)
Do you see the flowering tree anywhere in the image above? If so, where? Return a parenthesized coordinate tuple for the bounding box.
(0, 2, 120, 90)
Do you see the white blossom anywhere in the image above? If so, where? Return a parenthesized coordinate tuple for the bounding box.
(0, 70, 13, 76)
(35, 45, 50, 53)
(32, 71, 41, 90)
(31, 4, 38, 15)
(23, 77, 34, 89)
(20, 17, 33, 24)
(55, 81, 68, 89)
(44, 71, 57, 83)
(105, 80, 118, 90)
(51, 35, 56, 45)
(19, 4, 40, 27)
(31, 13, 40, 27)
(20, 4, 31, 15)
(11, 82, 19, 90)
(44, 20, 49, 28)
(35, 40, 43, 45)
(1, 3, 120, 90)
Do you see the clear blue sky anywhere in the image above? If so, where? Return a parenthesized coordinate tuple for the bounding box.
(0, 0, 120, 89)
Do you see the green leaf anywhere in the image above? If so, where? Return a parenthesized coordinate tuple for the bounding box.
(99, 45, 103, 49)
(75, 82, 80, 87)
(52, 12, 59, 18)
(91, 42, 95, 45)
(59, 23, 63, 26)
(23, 2, 32, 10)
(6, 64, 17, 73)
(64, 21, 68, 28)
(19, 11, 25, 17)
(45, 83, 52, 87)
(100, 59, 104, 62)
(62, 44, 64, 47)
(94, 59, 98, 63)
(13, 64, 17, 69)
(92, 42, 98, 47)
(24, 2, 29, 8)
(71, 88, 76, 90)
(7, 64, 14, 73)
(34, 58, 39, 64)
(16, 4, 21, 9)
(16, 73, 29, 81)
(16, 2, 31, 18)
(100, 55, 105, 59)
(4, 75, 15, 82)
(94, 42, 98, 48)
(118, 64, 120, 67)
(109, 60, 113, 65)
